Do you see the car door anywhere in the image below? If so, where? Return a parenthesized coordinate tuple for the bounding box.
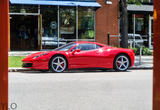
(68, 43, 101, 69)
(95, 46, 114, 68)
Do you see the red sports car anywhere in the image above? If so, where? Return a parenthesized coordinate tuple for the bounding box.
(22, 41, 135, 72)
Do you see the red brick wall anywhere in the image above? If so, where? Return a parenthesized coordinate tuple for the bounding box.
(96, 0, 119, 46)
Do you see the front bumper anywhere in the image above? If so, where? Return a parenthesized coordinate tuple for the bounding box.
(22, 62, 33, 68)
(22, 60, 49, 70)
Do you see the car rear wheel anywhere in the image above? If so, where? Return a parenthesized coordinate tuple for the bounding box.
(49, 56, 67, 73)
(113, 54, 130, 71)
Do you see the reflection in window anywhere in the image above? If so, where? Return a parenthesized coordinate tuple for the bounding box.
(10, 5, 38, 13)
(135, 18, 144, 32)
(60, 7, 76, 40)
(73, 43, 101, 51)
(55, 42, 77, 51)
(78, 8, 95, 39)
(128, 14, 149, 35)
(41, 6, 59, 49)
(9, 5, 96, 50)
(140, 0, 150, 3)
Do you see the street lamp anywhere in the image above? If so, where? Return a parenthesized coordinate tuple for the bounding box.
(106, 0, 112, 5)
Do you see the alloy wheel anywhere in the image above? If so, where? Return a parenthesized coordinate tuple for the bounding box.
(115, 55, 129, 71)
(51, 56, 66, 72)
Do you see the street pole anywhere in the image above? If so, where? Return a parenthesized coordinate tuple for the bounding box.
(107, 32, 110, 45)
(133, 14, 135, 48)
(0, 0, 9, 110)
(153, 0, 160, 110)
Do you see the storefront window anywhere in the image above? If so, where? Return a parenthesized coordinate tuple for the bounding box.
(128, 14, 149, 35)
(78, 8, 95, 40)
(128, 13, 151, 47)
(135, 14, 149, 35)
(59, 7, 76, 40)
(10, 15, 38, 50)
(41, 6, 58, 49)
(10, 5, 38, 13)
(9, 5, 97, 50)
(128, 13, 133, 33)
(135, 18, 144, 32)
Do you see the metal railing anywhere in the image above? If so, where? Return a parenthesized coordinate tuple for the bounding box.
(107, 33, 142, 65)
(107, 33, 120, 46)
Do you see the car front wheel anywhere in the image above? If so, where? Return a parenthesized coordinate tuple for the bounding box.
(113, 54, 130, 71)
(49, 56, 67, 73)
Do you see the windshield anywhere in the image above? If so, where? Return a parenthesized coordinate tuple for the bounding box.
(54, 42, 77, 51)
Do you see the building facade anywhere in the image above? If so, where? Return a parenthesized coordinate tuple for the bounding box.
(9, 0, 119, 51)
(127, 0, 153, 49)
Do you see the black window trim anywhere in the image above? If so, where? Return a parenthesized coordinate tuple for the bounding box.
(71, 43, 102, 52)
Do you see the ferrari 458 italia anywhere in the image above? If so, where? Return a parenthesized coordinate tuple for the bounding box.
(22, 41, 135, 72)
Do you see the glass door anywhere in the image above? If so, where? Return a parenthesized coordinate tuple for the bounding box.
(10, 15, 38, 50)
(40, 6, 58, 49)
(59, 7, 76, 44)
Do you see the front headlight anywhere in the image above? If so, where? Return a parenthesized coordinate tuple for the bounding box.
(33, 53, 48, 59)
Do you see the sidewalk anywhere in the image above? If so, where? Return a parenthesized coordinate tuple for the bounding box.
(9, 51, 153, 72)
(9, 51, 41, 56)
(132, 56, 153, 69)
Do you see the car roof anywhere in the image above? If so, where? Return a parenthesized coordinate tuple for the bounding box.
(73, 41, 106, 46)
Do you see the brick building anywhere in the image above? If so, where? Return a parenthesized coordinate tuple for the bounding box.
(96, 0, 119, 46)
(9, 0, 119, 51)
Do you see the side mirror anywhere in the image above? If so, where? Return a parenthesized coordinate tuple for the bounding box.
(72, 49, 80, 55)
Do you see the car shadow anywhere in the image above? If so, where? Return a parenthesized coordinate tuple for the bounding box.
(19, 68, 132, 74)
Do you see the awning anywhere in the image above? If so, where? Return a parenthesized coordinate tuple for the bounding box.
(9, 0, 101, 7)
(127, 4, 153, 12)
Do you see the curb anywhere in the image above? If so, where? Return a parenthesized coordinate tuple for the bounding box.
(9, 67, 153, 72)
(130, 67, 153, 70)
(9, 68, 31, 72)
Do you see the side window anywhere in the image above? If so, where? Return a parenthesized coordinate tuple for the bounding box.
(95, 44, 101, 49)
(71, 43, 102, 52)
(71, 45, 79, 52)
(80, 44, 94, 51)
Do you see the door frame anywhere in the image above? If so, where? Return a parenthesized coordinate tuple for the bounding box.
(9, 13, 42, 50)
(149, 15, 153, 49)
(38, 14, 42, 50)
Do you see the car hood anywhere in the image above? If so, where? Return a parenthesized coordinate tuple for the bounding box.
(22, 50, 68, 62)
(22, 51, 49, 62)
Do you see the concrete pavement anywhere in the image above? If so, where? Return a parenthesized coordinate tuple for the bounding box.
(9, 70, 153, 110)
(132, 56, 153, 69)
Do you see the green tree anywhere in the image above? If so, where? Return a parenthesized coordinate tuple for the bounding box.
(119, 0, 141, 48)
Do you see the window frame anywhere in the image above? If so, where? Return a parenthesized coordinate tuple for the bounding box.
(71, 43, 102, 52)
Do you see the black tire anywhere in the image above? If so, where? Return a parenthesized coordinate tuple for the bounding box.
(39, 70, 48, 73)
(100, 68, 109, 72)
(113, 54, 130, 71)
(49, 56, 67, 73)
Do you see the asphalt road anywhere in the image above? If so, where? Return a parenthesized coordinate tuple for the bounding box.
(9, 70, 153, 110)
